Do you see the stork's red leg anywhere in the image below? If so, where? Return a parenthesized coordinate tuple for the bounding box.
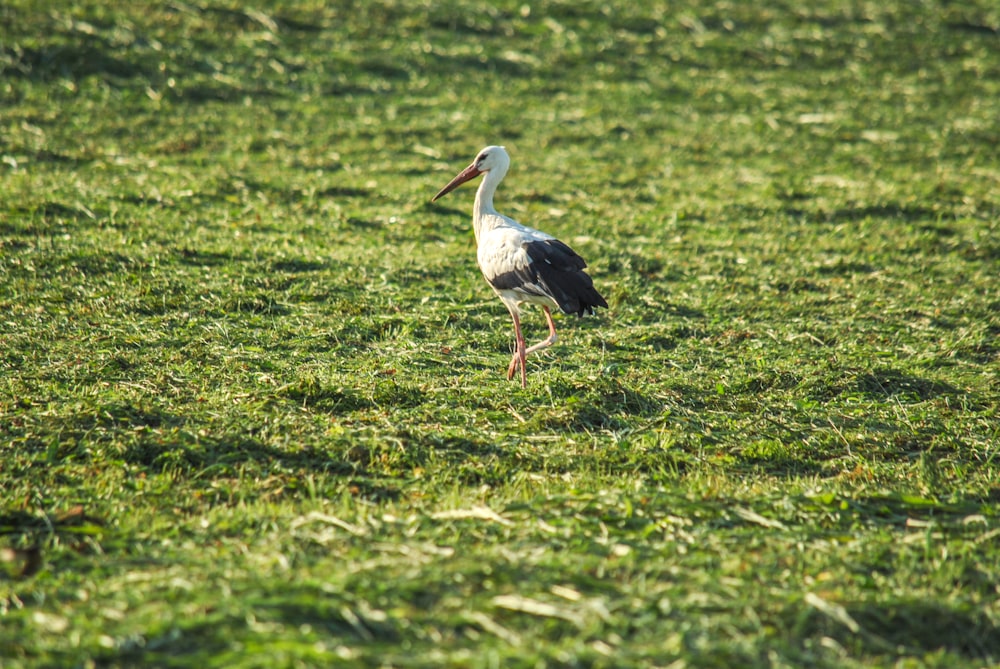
(522, 307, 558, 355)
(506, 307, 559, 387)
(505, 309, 528, 388)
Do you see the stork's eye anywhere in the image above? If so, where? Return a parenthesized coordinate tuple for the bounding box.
(477, 153, 488, 162)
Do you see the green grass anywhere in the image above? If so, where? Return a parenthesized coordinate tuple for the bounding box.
(2, 0, 999, 666)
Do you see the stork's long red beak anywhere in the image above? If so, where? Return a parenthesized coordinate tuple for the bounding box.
(431, 162, 482, 202)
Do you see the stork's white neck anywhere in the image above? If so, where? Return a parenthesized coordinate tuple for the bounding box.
(472, 164, 508, 244)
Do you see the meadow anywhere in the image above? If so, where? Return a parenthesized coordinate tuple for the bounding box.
(1, 1, 999, 666)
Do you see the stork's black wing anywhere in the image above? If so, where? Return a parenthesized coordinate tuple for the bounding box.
(488, 239, 608, 316)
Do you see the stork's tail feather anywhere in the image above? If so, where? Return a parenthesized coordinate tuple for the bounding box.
(545, 270, 607, 317)
(575, 289, 609, 317)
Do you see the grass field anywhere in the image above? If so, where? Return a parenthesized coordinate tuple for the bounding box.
(2, 1, 999, 666)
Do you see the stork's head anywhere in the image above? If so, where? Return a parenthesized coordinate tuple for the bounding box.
(432, 145, 509, 202)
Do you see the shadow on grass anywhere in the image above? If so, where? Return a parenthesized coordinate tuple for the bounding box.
(96, 587, 404, 666)
(734, 450, 826, 478)
(125, 428, 406, 501)
(176, 247, 246, 267)
(728, 201, 939, 225)
(855, 368, 960, 402)
(790, 599, 1000, 662)
(270, 258, 329, 273)
(253, 591, 402, 641)
(526, 379, 664, 432)
(804, 366, 961, 403)
(316, 186, 371, 199)
(844, 493, 993, 521)
(1, 43, 156, 83)
(818, 203, 939, 224)
(814, 260, 878, 276)
(2, 203, 101, 235)
(15, 401, 358, 477)
(0, 507, 105, 539)
(123, 432, 354, 476)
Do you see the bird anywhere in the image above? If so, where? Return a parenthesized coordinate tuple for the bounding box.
(431, 145, 607, 388)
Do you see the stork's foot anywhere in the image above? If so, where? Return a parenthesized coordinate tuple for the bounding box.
(505, 333, 558, 387)
(506, 352, 527, 389)
(505, 347, 528, 387)
(506, 351, 520, 381)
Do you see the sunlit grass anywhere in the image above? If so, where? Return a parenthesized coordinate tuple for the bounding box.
(2, 1, 999, 667)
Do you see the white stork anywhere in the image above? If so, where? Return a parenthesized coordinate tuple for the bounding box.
(431, 145, 607, 388)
